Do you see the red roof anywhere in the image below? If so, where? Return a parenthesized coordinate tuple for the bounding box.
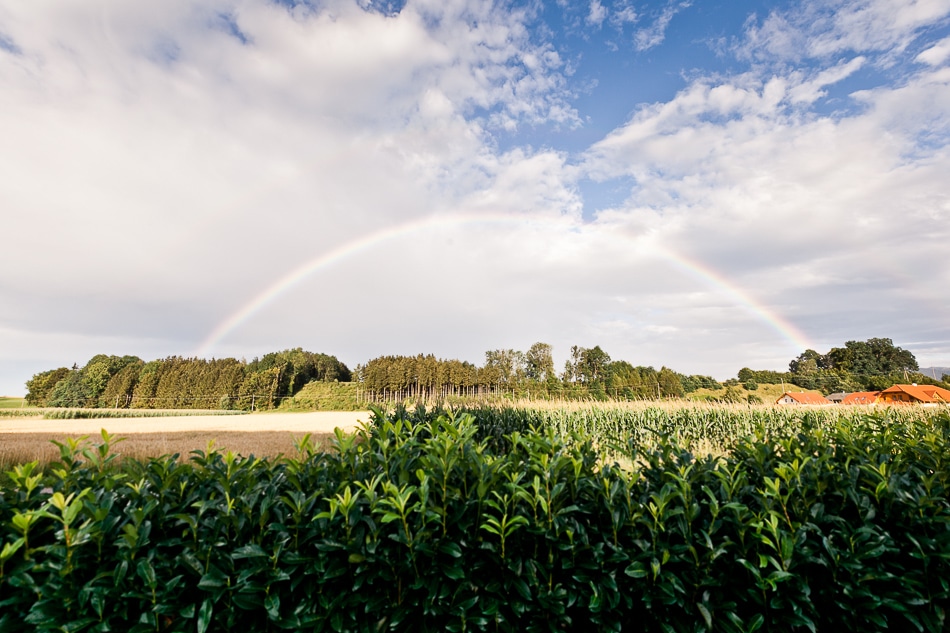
(776, 392, 832, 405)
(840, 391, 880, 405)
(880, 384, 950, 403)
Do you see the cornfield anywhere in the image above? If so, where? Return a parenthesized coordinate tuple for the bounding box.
(384, 401, 945, 460)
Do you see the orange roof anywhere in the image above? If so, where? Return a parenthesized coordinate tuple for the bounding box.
(840, 391, 880, 405)
(776, 392, 832, 405)
(880, 384, 950, 403)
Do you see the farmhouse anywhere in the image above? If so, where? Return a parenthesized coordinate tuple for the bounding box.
(877, 384, 950, 405)
(840, 391, 880, 405)
(776, 392, 832, 405)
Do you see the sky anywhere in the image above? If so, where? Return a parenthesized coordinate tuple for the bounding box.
(2, 0, 950, 395)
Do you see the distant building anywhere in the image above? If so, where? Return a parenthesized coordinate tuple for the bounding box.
(840, 391, 880, 405)
(826, 392, 848, 403)
(878, 384, 950, 405)
(776, 392, 832, 405)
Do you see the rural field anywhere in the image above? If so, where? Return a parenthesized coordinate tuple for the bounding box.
(0, 409, 369, 434)
(2, 402, 949, 631)
(0, 410, 370, 467)
(0, 400, 930, 464)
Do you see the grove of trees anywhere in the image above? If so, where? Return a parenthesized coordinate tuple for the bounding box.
(25, 349, 350, 411)
(739, 337, 948, 393)
(356, 343, 720, 403)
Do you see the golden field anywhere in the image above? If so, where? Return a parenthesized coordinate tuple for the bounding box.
(0, 410, 370, 467)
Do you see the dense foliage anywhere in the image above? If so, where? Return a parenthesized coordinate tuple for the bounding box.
(791, 338, 918, 375)
(739, 338, 950, 394)
(22, 370, 71, 407)
(2, 407, 949, 631)
(24, 350, 350, 411)
(356, 347, 720, 403)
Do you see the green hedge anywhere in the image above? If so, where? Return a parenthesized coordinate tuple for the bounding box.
(1, 410, 949, 632)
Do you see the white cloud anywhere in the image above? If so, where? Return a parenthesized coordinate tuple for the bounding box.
(610, 5, 639, 29)
(0, 1, 580, 367)
(587, 0, 607, 27)
(742, 0, 950, 62)
(917, 35, 950, 65)
(788, 55, 866, 103)
(634, 2, 691, 52)
(582, 47, 950, 363)
(811, 0, 950, 57)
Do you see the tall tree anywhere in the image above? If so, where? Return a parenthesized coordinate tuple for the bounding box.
(46, 370, 90, 408)
(484, 349, 524, 389)
(578, 346, 611, 384)
(657, 367, 685, 398)
(562, 345, 583, 383)
(817, 338, 918, 375)
(524, 342, 555, 382)
(100, 361, 145, 408)
(789, 349, 822, 374)
(25, 367, 70, 406)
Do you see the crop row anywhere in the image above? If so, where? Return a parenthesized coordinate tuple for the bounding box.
(1, 409, 949, 631)
(0, 409, 249, 420)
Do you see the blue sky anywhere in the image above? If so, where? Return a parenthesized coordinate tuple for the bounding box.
(1, 0, 950, 395)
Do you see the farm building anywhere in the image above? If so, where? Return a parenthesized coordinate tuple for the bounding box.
(776, 392, 832, 405)
(877, 384, 950, 405)
(840, 391, 880, 405)
(826, 392, 847, 403)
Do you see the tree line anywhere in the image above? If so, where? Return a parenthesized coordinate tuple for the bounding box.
(25, 337, 946, 409)
(355, 343, 722, 402)
(25, 349, 351, 411)
(25, 343, 723, 409)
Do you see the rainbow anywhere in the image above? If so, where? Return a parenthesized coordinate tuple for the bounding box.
(193, 213, 814, 357)
(663, 252, 814, 352)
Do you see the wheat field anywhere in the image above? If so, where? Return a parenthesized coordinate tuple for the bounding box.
(0, 410, 371, 467)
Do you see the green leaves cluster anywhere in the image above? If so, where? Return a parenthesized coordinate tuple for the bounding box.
(2, 411, 950, 631)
